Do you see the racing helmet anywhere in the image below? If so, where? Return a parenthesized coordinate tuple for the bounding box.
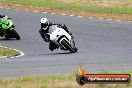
(1, 17, 7, 24)
(40, 18, 48, 30)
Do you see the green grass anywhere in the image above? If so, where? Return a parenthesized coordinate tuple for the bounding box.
(0, 47, 20, 59)
(0, 71, 131, 88)
(0, 0, 132, 14)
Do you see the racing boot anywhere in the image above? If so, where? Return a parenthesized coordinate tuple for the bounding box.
(49, 41, 59, 51)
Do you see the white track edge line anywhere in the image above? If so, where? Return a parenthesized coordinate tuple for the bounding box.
(1, 7, 132, 23)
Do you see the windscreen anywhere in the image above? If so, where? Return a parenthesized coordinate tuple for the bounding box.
(48, 25, 57, 33)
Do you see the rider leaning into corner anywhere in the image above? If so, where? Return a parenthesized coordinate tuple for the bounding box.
(39, 18, 74, 51)
(0, 15, 15, 37)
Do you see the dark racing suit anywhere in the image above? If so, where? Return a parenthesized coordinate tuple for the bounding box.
(39, 23, 71, 51)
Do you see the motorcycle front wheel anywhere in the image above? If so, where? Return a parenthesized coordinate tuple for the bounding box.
(11, 29, 20, 40)
(61, 39, 77, 53)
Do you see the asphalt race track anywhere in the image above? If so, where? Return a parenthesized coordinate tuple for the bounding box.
(0, 8, 132, 78)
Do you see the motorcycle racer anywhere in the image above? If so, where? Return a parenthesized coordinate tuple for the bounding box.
(0, 15, 15, 37)
(39, 18, 73, 51)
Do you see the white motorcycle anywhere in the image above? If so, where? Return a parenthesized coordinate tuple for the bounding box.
(47, 25, 78, 53)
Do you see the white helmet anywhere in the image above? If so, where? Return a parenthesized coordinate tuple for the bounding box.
(40, 18, 48, 30)
(40, 18, 48, 24)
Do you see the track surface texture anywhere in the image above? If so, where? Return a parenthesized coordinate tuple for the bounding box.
(0, 8, 132, 78)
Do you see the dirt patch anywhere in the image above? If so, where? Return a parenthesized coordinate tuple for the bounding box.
(0, 4, 132, 21)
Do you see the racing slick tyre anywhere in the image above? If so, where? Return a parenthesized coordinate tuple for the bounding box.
(12, 30, 20, 40)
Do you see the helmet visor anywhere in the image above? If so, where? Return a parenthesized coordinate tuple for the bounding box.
(41, 23, 48, 28)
